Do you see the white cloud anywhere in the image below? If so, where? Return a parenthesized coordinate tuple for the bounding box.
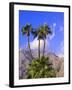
(49, 32, 55, 40)
(49, 23, 56, 40)
(53, 23, 56, 27)
(30, 37, 48, 50)
(59, 26, 64, 32)
(30, 37, 43, 49)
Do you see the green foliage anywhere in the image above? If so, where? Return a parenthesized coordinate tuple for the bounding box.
(21, 23, 33, 36)
(27, 56, 56, 78)
(31, 23, 52, 59)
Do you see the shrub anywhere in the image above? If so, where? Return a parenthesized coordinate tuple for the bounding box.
(27, 56, 56, 78)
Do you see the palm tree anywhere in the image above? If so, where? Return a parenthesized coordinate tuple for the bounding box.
(37, 27, 44, 59)
(31, 23, 52, 59)
(42, 24, 52, 57)
(31, 28, 42, 59)
(21, 23, 33, 59)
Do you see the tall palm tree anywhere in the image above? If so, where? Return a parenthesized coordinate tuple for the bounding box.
(31, 28, 42, 59)
(36, 24, 52, 58)
(21, 23, 33, 59)
(42, 24, 52, 57)
(31, 24, 52, 59)
(37, 27, 44, 59)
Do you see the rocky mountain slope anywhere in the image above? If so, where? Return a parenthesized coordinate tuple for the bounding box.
(19, 49, 64, 79)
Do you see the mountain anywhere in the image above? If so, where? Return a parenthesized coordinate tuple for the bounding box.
(47, 53, 64, 77)
(19, 49, 64, 79)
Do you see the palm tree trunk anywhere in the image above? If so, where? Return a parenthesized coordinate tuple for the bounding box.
(28, 36, 33, 59)
(38, 39, 40, 59)
(43, 39, 45, 57)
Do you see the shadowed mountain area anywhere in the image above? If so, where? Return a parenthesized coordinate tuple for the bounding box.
(19, 49, 64, 79)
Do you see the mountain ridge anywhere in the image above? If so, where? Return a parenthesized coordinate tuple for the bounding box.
(19, 49, 64, 79)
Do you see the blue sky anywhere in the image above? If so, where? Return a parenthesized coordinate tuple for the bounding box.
(19, 10, 64, 56)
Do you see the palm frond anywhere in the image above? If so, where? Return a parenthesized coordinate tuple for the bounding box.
(21, 27, 27, 35)
(31, 29, 38, 39)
